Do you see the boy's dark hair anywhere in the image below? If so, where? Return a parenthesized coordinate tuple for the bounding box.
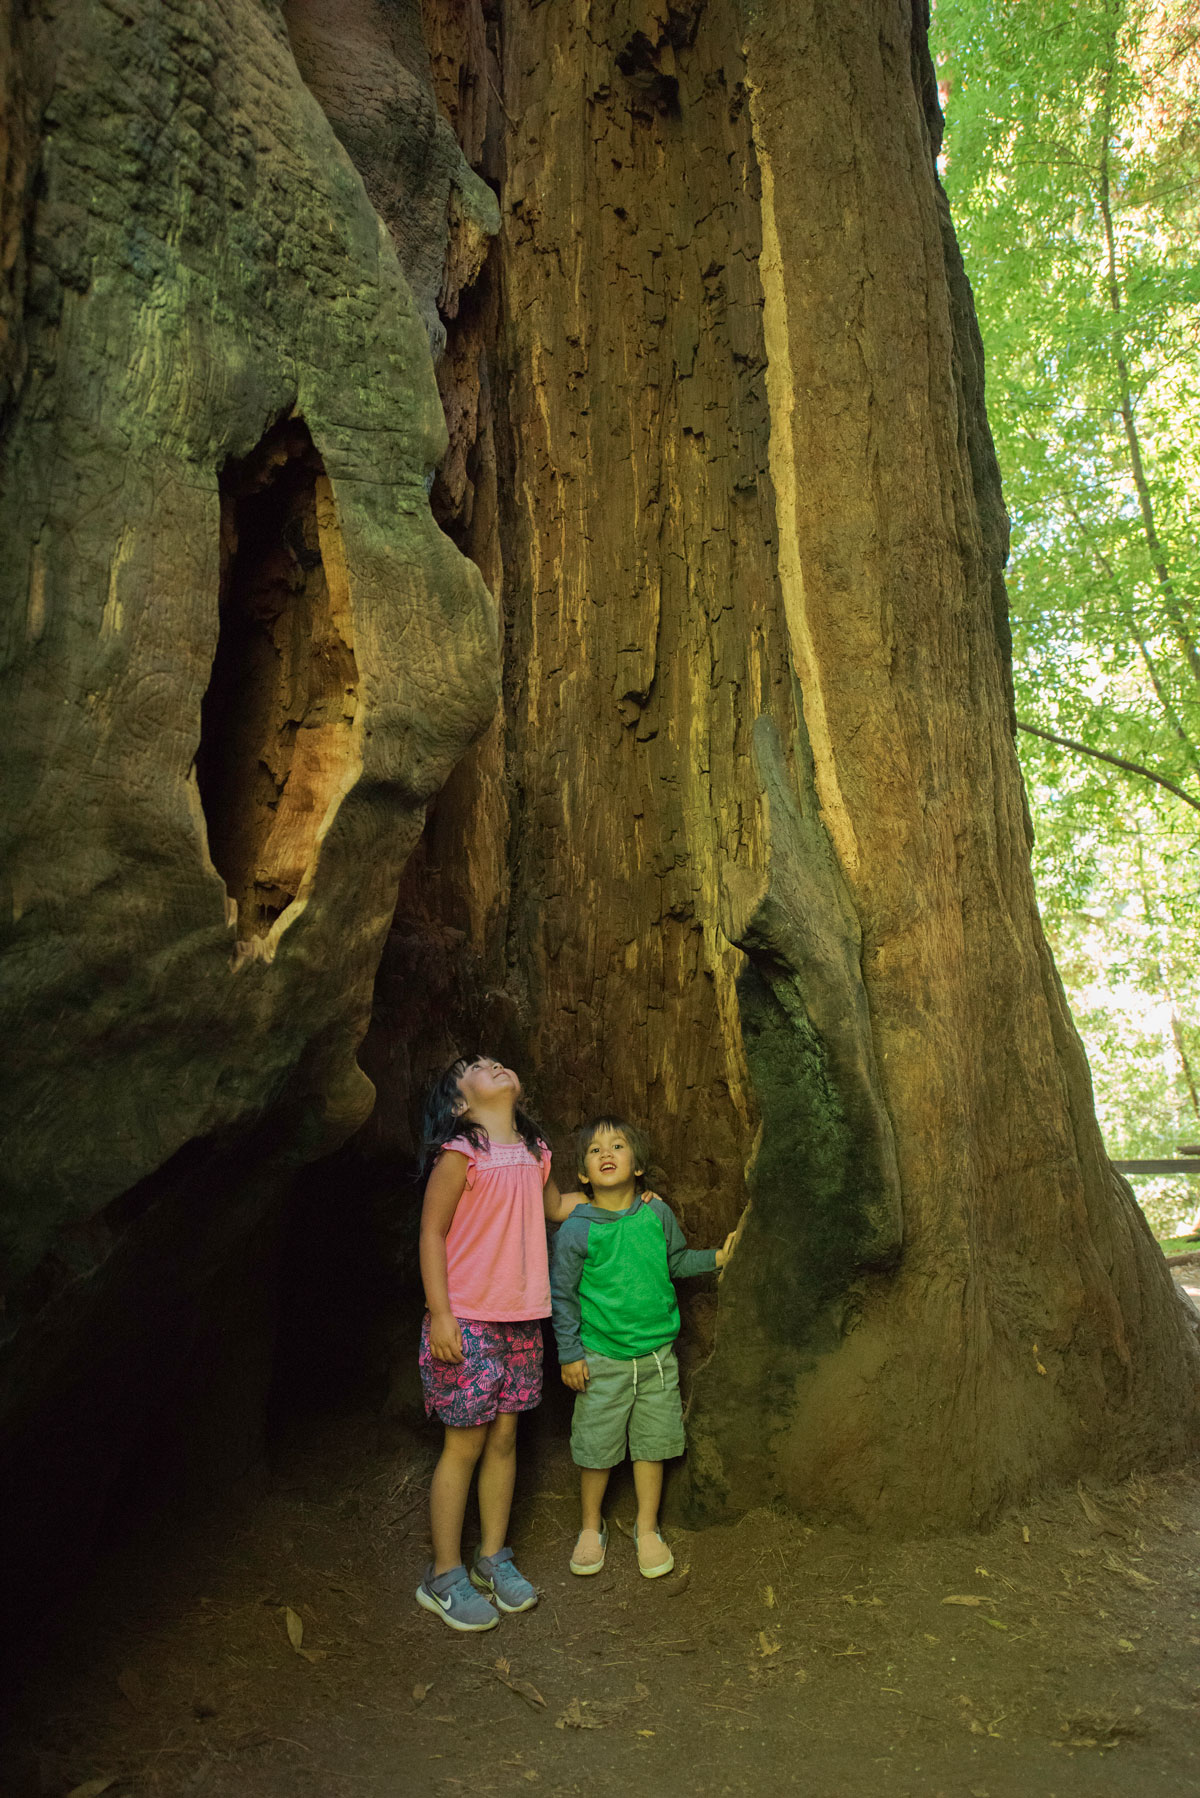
(574, 1115, 655, 1191)
(422, 1055, 546, 1172)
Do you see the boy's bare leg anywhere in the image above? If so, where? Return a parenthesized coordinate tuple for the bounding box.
(477, 1412, 519, 1559)
(633, 1459, 673, 1573)
(570, 1465, 610, 1572)
(632, 1458, 663, 1533)
(580, 1465, 610, 1531)
(430, 1424, 488, 1573)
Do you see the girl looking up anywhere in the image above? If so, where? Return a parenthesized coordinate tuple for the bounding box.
(415, 1055, 582, 1632)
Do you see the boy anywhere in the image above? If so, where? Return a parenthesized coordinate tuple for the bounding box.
(550, 1116, 735, 1578)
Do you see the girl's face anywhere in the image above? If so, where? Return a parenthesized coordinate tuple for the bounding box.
(581, 1126, 641, 1192)
(456, 1057, 521, 1115)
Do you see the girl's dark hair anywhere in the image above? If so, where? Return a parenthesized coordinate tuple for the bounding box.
(422, 1055, 546, 1172)
(574, 1115, 655, 1192)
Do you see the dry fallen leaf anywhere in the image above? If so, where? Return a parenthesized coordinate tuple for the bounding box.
(66, 1782, 117, 1798)
(284, 1607, 304, 1651)
(556, 1696, 605, 1730)
(636, 1729, 655, 1737)
(941, 1595, 986, 1607)
(758, 1630, 781, 1656)
(493, 1660, 546, 1709)
(762, 1584, 776, 1609)
(297, 1647, 327, 1663)
(412, 1682, 433, 1705)
(985, 1618, 1008, 1631)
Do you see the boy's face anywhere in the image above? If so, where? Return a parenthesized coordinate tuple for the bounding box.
(581, 1126, 641, 1193)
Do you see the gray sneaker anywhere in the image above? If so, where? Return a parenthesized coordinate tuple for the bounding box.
(470, 1547, 538, 1613)
(416, 1563, 499, 1631)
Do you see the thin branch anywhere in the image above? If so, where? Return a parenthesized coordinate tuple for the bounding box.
(1172, 1012, 1200, 1125)
(1016, 720, 1200, 815)
(1048, 475, 1200, 779)
(1096, 77, 1200, 692)
(1133, 837, 1200, 1127)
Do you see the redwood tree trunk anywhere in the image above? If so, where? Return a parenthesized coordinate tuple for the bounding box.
(410, 0, 1200, 1525)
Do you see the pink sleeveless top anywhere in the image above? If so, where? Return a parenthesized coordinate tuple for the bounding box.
(440, 1134, 552, 1321)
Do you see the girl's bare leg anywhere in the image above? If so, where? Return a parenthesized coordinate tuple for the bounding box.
(477, 1412, 519, 1558)
(430, 1424, 487, 1574)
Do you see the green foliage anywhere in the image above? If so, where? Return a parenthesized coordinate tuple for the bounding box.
(935, 0, 1200, 1191)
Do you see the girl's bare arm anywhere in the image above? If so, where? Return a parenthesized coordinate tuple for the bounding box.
(420, 1151, 469, 1362)
(543, 1175, 587, 1224)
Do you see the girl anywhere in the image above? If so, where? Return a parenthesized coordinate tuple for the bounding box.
(415, 1055, 582, 1631)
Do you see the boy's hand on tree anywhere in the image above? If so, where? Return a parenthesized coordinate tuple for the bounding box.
(561, 1359, 590, 1391)
(429, 1311, 464, 1363)
(715, 1231, 737, 1270)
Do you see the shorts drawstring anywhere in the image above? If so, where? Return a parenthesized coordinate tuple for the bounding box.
(632, 1349, 666, 1397)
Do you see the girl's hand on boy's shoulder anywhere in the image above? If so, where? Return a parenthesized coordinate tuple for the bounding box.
(715, 1230, 737, 1271)
(561, 1359, 590, 1392)
(640, 1190, 661, 1204)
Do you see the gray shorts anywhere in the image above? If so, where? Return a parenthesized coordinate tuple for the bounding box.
(569, 1343, 685, 1468)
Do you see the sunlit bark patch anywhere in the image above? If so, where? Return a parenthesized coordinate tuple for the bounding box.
(196, 416, 359, 940)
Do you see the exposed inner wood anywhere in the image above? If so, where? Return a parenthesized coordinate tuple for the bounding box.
(196, 417, 359, 940)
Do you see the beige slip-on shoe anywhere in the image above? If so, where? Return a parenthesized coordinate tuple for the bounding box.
(635, 1526, 675, 1579)
(569, 1523, 608, 1575)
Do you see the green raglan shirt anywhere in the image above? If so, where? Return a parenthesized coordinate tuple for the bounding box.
(550, 1197, 717, 1362)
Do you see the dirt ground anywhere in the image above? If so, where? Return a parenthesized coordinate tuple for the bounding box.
(4, 1392, 1200, 1798)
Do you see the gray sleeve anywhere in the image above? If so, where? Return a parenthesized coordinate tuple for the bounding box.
(649, 1198, 718, 1281)
(550, 1215, 590, 1362)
